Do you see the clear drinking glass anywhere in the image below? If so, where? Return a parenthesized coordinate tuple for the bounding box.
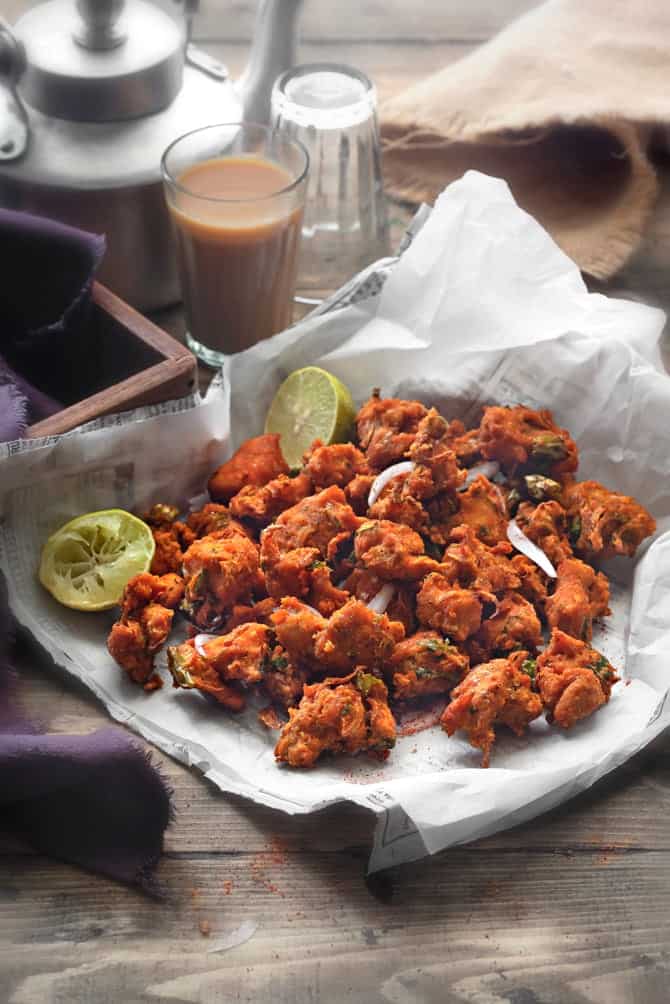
(271, 63, 390, 304)
(162, 122, 309, 367)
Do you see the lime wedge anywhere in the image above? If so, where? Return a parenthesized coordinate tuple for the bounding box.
(264, 367, 356, 468)
(39, 509, 155, 612)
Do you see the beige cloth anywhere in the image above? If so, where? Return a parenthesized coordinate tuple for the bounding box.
(381, 0, 670, 278)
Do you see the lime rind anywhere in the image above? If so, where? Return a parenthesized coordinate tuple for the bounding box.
(264, 366, 356, 468)
(39, 509, 155, 612)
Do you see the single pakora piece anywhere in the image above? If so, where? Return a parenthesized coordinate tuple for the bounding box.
(479, 404, 578, 477)
(223, 596, 278, 632)
(535, 629, 619, 729)
(510, 554, 549, 615)
(389, 630, 469, 701)
(275, 670, 396, 767)
(303, 441, 369, 489)
(443, 419, 482, 466)
(187, 502, 250, 540)
(307, 563, 350, 618)
(440, 650, 542, 767)
(108, 572, 185, 690)
(368, 476, 429, 534)
(314, 598, 405, 673)
(208, 433, 289, 503)
(261, 485, 362, 574)
(182, 532, 260, 629)
(166, 638, 245, 711)
(356, 390, 428, 472)
(354, 519, 440, 581)
(345, 473, 376, 515)
(546, 558, 610, 642)
(471, 592, 542, 661)
(405, 408, 466, 500)
(444, 475, 508, 546)
(263, 646, 310, 709)
(193, 622, 272, 686)
(416, 573, 486, 642)
(270, 596, 328, 667)
(445, 524, 521, 595)
(229, 472, 313, 527)
(564, 480, 656, 560)
(515, 500, 573, 566)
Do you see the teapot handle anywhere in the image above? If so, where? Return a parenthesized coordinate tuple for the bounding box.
(0, 18, 29, 163)
(238, 0, 303, 125)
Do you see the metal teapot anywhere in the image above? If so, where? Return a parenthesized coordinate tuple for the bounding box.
(0, 0, 303, 309)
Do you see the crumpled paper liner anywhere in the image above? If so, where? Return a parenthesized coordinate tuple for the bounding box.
(381, 0, 670, 278)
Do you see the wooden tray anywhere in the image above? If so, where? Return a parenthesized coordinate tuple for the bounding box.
(27, 282, 197, 438)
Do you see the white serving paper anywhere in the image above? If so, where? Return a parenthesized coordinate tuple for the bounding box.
(2, 172, 669, 872)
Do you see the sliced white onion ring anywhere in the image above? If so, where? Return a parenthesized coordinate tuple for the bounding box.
(366, 583, 395, 615)
(460, 461, 500, 490)
(188, 492, 210, 512)
(506, 520, 557, 578)
(194, 632, 219, 657)
(367, 461, 415, 507)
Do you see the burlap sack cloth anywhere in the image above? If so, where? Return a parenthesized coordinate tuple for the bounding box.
(381, 0, 670, 278)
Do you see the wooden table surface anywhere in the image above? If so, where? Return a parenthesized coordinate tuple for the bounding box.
(2, 3, 670, 1002)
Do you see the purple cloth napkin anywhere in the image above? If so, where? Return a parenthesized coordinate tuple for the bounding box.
(0, 209, 106, 440)
(0, 575, 174, 894)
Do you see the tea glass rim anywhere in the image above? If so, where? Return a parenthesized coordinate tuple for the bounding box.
(161, 121, 310, 205)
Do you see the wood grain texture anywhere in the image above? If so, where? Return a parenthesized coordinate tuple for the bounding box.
(3, 1, 670, 1001)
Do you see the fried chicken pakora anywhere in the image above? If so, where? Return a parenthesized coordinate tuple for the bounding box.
(208, 433, 289, 503)
(405, 408, 466, 499)
(469, 591, 542, 663)
(564, 480, 656, 560)
(445, 524, 521, 595)
(445, 475, 509, 545)
(166, 638, 246, 710)
(389, 630, 469, 701)
(545, 558, 610, 641)
(416, 573, 486, 641)
(108, 572, 185, 690)
(356, 390, 428, 471)
(275, 670, 396, 767)
(535, 629, 619, 728)
(303, 441, 369, 489)
(515, 500, 573, 566)
(229, 473, 313, 526)
(479, 404, 578, 477)
(440, 650, 542, 767)
(314, 598, 405, 673)
(354, 519, 440, 581)
(182, 532, 260, 629)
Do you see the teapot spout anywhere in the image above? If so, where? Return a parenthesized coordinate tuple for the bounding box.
(238, 0, 303, 125)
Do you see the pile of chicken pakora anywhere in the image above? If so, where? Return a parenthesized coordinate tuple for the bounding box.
(107, 393, 656, 769)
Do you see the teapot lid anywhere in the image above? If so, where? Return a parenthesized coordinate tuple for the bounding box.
(14, 0, 184, 122)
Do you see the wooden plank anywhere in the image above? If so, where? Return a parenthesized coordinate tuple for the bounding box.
(0, 851, 669, 1002)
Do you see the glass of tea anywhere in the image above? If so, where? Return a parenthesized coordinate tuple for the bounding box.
(161, 123, 309, 367)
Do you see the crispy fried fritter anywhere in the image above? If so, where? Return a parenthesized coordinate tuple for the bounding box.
(345, 473, 376, 515)
(166, 638, 245, 710)
(270, 597, 328, 667)
(472, 592, 542, 660)
(405, 408, 466, 499)
(307, 564, 350, 617)
(546, 558, 610, 641)
(479, 405, 578, 477)
(510, 555, 549, 615)
(445, 524, 521, 595)
(535, 629, 619, 728)
(368, 475, 429, 534)
(187, 503, 251, 540)
(223, 597, 278, 632)
(356, 391, 428, 471)
(263, 646, 310, 709)
(314, 598, 405, 674)
(354, 519, 440, 581)
(208, 434, 289, 503)
(416, 573, 485, 641)
(386, 584, 419, 637)
(564, 480, 656, 560)
(196, 622, 272, 686)
(389, 631, 469, 701)
(229, 473, 313, 526)
(445, 475, 508, 546)
(515, 500, 573, 566)
(275, 670, 396, 767)
(440, 651, 542, 766)
(444, 420, 482, 466)
(108, 572, 185, 690)
(303, 441, 369, 489)
(182, 532, 260, 629)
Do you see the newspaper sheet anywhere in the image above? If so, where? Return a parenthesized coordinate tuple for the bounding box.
(2, 172, 669, 872)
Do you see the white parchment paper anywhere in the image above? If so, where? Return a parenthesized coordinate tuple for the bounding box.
(2, 172, 669, 872)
